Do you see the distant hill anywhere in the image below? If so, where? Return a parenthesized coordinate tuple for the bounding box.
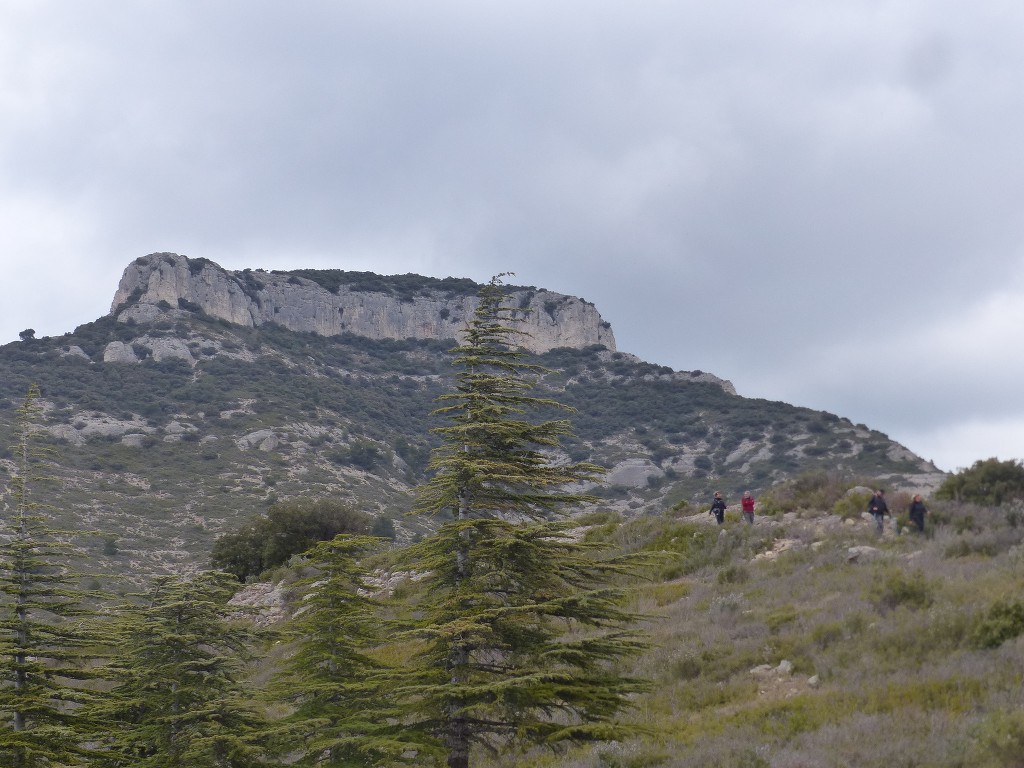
(0, 254, 945, 579)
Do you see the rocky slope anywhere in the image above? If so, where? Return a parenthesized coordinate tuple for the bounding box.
(0, 256, 944, 580)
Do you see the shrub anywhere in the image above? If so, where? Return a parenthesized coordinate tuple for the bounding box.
(868, 568, 933, 613)
(329, 440, 385, 471)
(717, 564, 750, 585)
(762, 470, 876, 516)
(644, 580, 692, 606)
(810, 620, 844, 649)
(370, 515, 397, 540)
(210, 499, 371, 581)
(973, 709, 1024, 765)
(944, 534, 999, 559)
(936, 457, 1024, 506)
(972, 599, 1024, 649)
(832, 490, 873, 520)
(765, 605, 799, 633)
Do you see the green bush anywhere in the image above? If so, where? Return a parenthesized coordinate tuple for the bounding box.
(765, 605, 799, 633)
(370, 515, 397, 540)
(868, 568, 933, 613)
(810, 621, 844, 649)
(832, 490, 873, 520)
(761, 470, 876, 516)
(973, 709, 1024, 765)
(210, 499, 371, 581)
(972, 599, 1024, 649)
(936, 458, 1024, 506)
(717, 564, 750, 585)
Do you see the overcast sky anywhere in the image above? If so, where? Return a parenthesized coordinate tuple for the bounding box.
(2, 1, 1022, 473)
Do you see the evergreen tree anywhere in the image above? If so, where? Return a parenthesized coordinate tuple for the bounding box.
(100, 571, 269, 767)
(398, 277, 649, 768)
(270, 535, 424, 766)
(0, 385, 110, 766)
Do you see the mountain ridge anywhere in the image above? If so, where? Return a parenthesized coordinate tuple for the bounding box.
(111, 252, 619, 356)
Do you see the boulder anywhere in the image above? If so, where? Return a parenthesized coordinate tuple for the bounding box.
(103, 341, 139, 363)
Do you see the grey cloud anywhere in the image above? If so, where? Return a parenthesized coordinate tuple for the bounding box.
(2, 0, 1023, 471)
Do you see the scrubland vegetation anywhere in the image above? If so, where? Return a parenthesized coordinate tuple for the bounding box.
(550, 493, 1024, 768)
(2, 282, 1020, 765)
(259, 464, 1024, 767)
(203, 481, 1024, 767)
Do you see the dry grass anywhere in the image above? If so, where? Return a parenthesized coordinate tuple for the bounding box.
(480, 497, 1024, 767)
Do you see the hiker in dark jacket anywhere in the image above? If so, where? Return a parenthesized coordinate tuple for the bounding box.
(908, 494, 928, 532)
(710, 491, 727, 525)
(868, 489, 889, 533)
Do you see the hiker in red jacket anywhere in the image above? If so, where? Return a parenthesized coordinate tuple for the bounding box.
(741, 491, 756, 524)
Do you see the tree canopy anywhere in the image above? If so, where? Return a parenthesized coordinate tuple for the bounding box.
(935, 458, 1024, 506)
(210, 498, 371, 581)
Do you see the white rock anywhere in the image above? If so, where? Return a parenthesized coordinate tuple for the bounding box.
(103, 341, 139, 363)
(61, 345, 90, 360)
(111, 252, 615, 355)
(236, 429, 278, 451)
(144, 336, 195, 365)
(607, 458, 663, 488)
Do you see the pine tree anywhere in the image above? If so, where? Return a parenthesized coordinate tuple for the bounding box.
(0, 384, 111, 767)
(269, 534, 425, 766)
(100, 570, 269, 767)
(398, 277, 649, 768)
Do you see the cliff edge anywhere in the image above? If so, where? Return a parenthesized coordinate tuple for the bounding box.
(111, 253, 616, 354)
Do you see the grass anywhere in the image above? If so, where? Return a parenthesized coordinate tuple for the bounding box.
(468, 499, 1024, 767)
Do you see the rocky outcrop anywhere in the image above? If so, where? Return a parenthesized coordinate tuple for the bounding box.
(102, 336, 196, 366)
(111, 253, 617, 354)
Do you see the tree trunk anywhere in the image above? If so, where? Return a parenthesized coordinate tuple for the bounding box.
(446, 486, 471, 768)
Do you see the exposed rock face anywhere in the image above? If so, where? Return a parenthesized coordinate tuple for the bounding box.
(103, 341, 138, 364)
(111, 253, 617, 354)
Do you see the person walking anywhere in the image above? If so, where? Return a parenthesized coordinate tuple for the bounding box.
(908, 494, 928, 533)
(710, 491, 727, 526)
(741, 491, 756, 524)
(867, 489, 889, 534)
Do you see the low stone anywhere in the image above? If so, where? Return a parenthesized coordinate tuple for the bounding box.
(847, 546, 882, 563)
(61, 345, 90, 360)
(236, 429, 277, 450)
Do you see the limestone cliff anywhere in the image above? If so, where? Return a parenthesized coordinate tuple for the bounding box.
(111, 253, 616, 354)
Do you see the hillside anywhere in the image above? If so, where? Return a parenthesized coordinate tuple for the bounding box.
(0, 257, 944, 578)
(475, 495, 1024, 767)
(232, 493, 1024, 768)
